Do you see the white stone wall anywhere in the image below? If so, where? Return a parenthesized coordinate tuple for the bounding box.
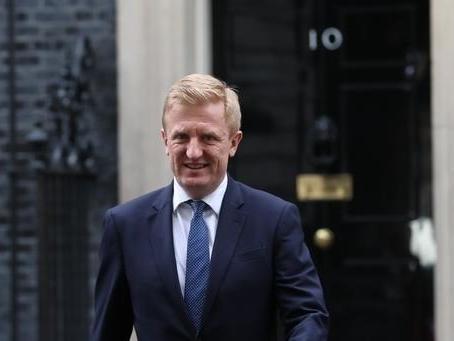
(431, 0, 454, 340)
(117, 0, 211, 203)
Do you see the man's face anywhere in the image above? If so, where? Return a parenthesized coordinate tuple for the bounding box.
(161, 101, 242, 199)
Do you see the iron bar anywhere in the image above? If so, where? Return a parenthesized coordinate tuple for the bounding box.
(6, 0, 18, 340)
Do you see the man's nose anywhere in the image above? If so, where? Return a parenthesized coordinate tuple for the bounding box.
(186, 139, 203, 159)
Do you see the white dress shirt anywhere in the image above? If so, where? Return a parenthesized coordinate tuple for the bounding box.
(172, 174, 228, 296)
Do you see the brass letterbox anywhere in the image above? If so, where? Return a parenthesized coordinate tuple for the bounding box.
(296, 173, 353, 201)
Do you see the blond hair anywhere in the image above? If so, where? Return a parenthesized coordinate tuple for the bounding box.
(162, 74, 241, 134)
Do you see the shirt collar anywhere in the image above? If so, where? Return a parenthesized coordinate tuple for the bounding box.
(172, 174, 228, 216)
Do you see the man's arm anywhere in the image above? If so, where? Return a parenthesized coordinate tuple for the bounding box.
(91, 210, 134, 341)
(274, 203, 329, 340)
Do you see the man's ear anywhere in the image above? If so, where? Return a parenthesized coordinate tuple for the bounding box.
(229, 130, 243, 157)
(160, 128, 169, 155)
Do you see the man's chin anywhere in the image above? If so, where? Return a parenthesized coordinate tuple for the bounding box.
(178, 177, 213, 198)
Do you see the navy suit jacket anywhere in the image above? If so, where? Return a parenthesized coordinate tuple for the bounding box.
(91, 177, 329, 341)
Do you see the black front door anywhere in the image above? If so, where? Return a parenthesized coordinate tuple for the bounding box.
(213, 0, 432, 340)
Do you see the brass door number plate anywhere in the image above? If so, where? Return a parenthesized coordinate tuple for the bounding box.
(296, 173, 353, 201)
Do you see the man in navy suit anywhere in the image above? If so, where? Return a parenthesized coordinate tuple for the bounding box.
(91, 74, 329, 341)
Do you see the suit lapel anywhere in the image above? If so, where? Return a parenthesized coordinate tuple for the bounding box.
(147, 179, 247, 333)
(203, 178, 246, 320)
(147, 184, 195, 334)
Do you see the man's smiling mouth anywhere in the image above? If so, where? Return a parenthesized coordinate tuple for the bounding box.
(185, 164, 207, 170)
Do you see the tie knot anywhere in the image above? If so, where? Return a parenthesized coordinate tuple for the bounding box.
(188, 200, 207, 214)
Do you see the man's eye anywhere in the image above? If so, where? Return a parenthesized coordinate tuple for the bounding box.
(172, 133, 187, 141)
(203, 135, 218, 142)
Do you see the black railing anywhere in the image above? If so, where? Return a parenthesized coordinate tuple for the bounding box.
(28, 37, 97, 341)
(37, 171, 94, 341)
(6, 0, 18, 340)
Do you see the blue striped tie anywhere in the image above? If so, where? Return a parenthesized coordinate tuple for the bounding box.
(184, 200, 210, 332)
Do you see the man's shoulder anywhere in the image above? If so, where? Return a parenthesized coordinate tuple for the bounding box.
(232, 179, 292, 209)
(109, 184, 172, 217)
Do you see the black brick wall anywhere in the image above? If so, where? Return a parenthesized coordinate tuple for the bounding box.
(0, 1, 117, 340)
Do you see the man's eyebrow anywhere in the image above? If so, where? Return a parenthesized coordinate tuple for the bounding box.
(203, 131, 219, 136)
(170, 130, 188, 137)
(203, 131, 223, 139)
